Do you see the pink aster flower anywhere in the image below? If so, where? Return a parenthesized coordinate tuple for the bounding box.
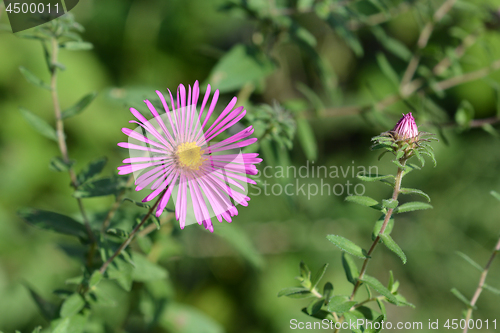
(117, 81, 262, 232)
(393, 112, 418, 140)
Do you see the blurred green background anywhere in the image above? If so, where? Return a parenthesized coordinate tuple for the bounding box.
(0, 0, 500, 332)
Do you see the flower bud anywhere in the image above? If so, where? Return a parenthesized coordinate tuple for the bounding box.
(393, 113, 418, 141)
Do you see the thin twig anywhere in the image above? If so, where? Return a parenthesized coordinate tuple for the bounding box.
(49, 37, 95, 244)
(99, 190, 164, 274)
(433, 30, 480, 76)
(462, 236, 500, 333)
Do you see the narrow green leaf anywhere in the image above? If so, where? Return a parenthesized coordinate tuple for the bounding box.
(345, 195, 380, 209)
(61, 41, 94, 51)
(373, 215, 394, 238)
(88, 271, 103, 288)
(372, 26, 411, 61)
(357, 174, 394, 182)
(380, 234, 407, 264)
(376, 52, 399, 87)
(106, 228, 129, 238)
(300, 308, 336, 321)
(365, 315, 385, 333)
(19, 66, 51, 90)
(76, 157, 107, 185)
(306, 298, 325, 315)
(491, 190, 500, 202)
(394, 202, 433, 213)
(451, 288, 476, 309)
(342, 253, 359, 285)
(52, 318, 70, 333)
(382, 199, 398, 209)
(299, 261, 312, 288)
(19, 108, 57, 141)
(399, 188, 431, 202)
(60, 293, 85, 318)
(456, 251, 483, 272)
(376, 298, 386, 319)
(18, 208, 89, 240)
(323, 282, 334, 300)
(455, 100, 475, 129)
(49, 157, 74, 172)
(296, 118, 318, 160)
(327, 296, 356, 313)
(343, 312, 362, 333)
(62, 92, 97, 119)
(311, 263, 328, 289)
(361, 275, 397, 303)
(277, 287, 314, 299)
(74, 176, 128, 198)
(327, 235, 367, 259)
(123, 198, 151, 209)
(484, 284, 500, 295)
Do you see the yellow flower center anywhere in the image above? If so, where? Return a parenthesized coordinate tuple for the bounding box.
(176, 142, 205, 171)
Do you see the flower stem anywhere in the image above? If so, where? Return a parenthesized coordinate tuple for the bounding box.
(333, 162, 405, 333)
(101, 175, 134, 233)
(462, 235, 500, 333)
(49, 37, 95, 245)
(98, 191, 164, 275)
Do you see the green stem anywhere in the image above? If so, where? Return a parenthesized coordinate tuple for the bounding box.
(463, 235, 500, 333)
(49, 37, 95, 247)
(333, 161, 405, 333)
(99, 191, 164, 275)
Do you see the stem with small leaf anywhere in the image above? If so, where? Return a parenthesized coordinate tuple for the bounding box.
(49, 37, 95, 245)
(334, 162, 405, 333)
(463, 236, 500, 333)
(99, 190, 164, 275)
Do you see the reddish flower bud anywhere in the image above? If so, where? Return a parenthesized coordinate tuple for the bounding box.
(393, 113, 418, 140)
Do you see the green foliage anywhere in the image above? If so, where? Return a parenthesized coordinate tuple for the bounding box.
(19, 66, 51, 90)
(380, 233, 407, 264)
(451, 288, 476, 309)
(18, 208, 89, 240)
(62, 92, 97, 119)
(394, 202, 433, 213)
(19, 107, 58, 141)
(327, 235, 367, 259)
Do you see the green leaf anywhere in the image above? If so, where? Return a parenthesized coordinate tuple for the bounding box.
(343, 312, 362, 333)
(306, 298, 325, 315)
(160, 303, 225, 333)
(206, 44, 275, 93)
(327, 296, 356, 313)
(88, 271, 103, 288)
(300, 308, 336, 321)
(61, 41, 94, 51)
(60, 293, 85, 318)
(357, 174, 394, 182)
(49, 157, 74, 172)
(361, 275, 397, 304)
(298, 261, 312, 288)
(31, 327, 42, 333)
(456, 251, 483, 272)
(345, 195, 380, 209)
(76, 157, 108, 185)
(380, 234, 407, 264)
(62, 92, 97, 119)
(131, 252, 168, 282)
(19, 66, 51, 90)
(74, 176, 128, 198)
(323, 282, 334, 300)
(382, 199, 398, 209)
(491, 190, 500, 202)
(373, 215, 394, 237)
(106, 256, 133, 291)
(484, 284, 500, 295)
(399, 188, 431, 202)
(372, 26, 411, 61)
(19, 108, 57, 141)
(376, 52, 399, 87)
(394, 202, 433, 213)
(123, 198, 151, 209)
(455, 100, 475, 129)
(324, 12, 363, 57)
(352, 305, 380, 321)
(364, 315, 385, 333)
(26, 286, 58, 320)
(277, 287, 314, 299)
(52, 318, 70, 333)
(311, 263, 328, 289)
(342, 253, 359, 285)
(18, 208, 89, 240)
(296, 118, 318, 160)
(451, 288, 476, 309)
(376, 298, 386, 318)
(215, 224, 264, 269)
(327, 235, 367, 259)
